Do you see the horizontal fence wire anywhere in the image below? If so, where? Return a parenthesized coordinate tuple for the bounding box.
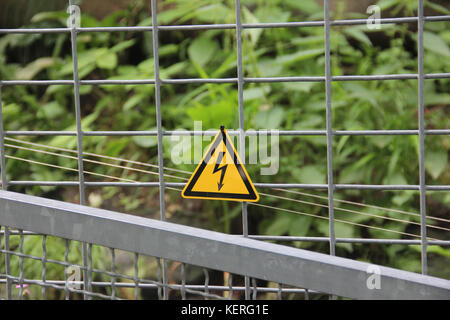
(0, 14, 449, 34)
(0, 0, 449, 299)
(0, 224, 321, 300)
(1, 137, 449, 245)
(0, 228, 239, 300)
(1, 192, 449, 300)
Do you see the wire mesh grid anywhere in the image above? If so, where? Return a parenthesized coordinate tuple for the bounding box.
(0, 0, 449, 299)
(0, 226, 317, 300)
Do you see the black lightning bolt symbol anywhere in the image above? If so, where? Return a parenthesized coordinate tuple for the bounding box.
(213, 151, 227, 191)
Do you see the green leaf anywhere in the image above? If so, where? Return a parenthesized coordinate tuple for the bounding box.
(193, 3, 231, 23)
(243, 7, 262, 46)
(30, 11, 67, 24)
(123, 94, 143, 111)
(15, 57, 54, 80)
(243, 86, 269, 101)
(339, 167, 365, 184)
(425, 1, 450, 15)
(289, 216, 312, 237)
(335, 222, 355, 238)
(2, 103, 21, 118)
(110, 39, 136, 53)
(392, 191, 414, 206)
(423, 31, 450, 57)
(48, 111, 99, 150)
(424, 93, 450, 107)
(252, 107, 285, 129)
(96, 51, 118, 70)
(285, 0, 322, 14)
(295, 114, 323, 129)
(344, 27, 372, 46)
(411, 245, 450, 258)
(254, 6, 290, 23)
(371, 136, 393, 149)
(377, 0, 401, 10)
(158, 44, 178, 57)
(383, 172, 407, 185)
(291, 36, 324, 46)
(335, 223, 354, 252)
(161, 62, 189, 78)
(37, 101, 65, 120)
(425, 150, 448, 180)
(264, 213, 291, 236)
(188, 36, 218, 67)
(282, 82, 316, 93)
(186, 99, 235, 129)
(132, 136, 158, 148)
(275, 48, 324, 66)
(294, 165, 326, 184)
(79, 85, 92, 95)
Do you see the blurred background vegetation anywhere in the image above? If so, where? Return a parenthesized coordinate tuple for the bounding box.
(0, 0, 449, 299)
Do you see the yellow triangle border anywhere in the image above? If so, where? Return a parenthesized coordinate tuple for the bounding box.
(181, 127, 259, 202)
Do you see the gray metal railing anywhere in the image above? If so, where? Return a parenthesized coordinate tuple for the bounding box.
(1, 190, 449, 300)
(0, 0, 449, 299)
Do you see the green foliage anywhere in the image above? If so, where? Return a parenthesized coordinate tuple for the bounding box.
(0, 0, 449, 290)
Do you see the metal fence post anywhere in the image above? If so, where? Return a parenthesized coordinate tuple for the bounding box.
(68, 0, 90, 299)
(151, 0, 169, 300)
(417, 0, 428, 275)
(234, 0, 251, 300)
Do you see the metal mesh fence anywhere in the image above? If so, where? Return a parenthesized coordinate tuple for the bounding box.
(0, 0, 449, 299)
(0, 227, 317, 300)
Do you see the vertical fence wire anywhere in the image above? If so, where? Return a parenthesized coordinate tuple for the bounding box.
(110, 248, 116, 300)
(156, 257, 163, 300)
(134, 253, 139, 300)
(234, 0, 251, 301)
(68, 0, 89, 299)
(203, 268, 209, 300)
(277, 283, 282, 300)
(180, 263, 186, 300)
(252, 278, 257, 300)
(228, 273, 233, 300)
(41, 235, 47, 299)
(3, 226, 11, 299)
(64, 239, 70, 300)
(0, 85, 12, 300)
(417, 0, 428, 275)
(0, 225, 2, 299)
(150, 0, 168, 300)
(18, 229, 24, 300)
(324, 0, 336, 257)
(0, 86, 6, 192)
(324, 0, 337, 300)
(88, 243, 93, 299)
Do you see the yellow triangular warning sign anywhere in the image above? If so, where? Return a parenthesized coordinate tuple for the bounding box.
(182, 127, 259, 202)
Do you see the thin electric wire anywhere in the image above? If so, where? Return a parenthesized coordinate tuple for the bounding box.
(249, 203, 439, 241)
(4, 138, 449, 238)
(166, 186, 439, 241)
(5, 152, 445, 241)
(7, 137, 447, 223)
(4, 143, 187, 181)
(275, 188, 449, 224)
(259, 192, 450, 232)
(4, 137, 192, 175)
(5, 155, 136, 183)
